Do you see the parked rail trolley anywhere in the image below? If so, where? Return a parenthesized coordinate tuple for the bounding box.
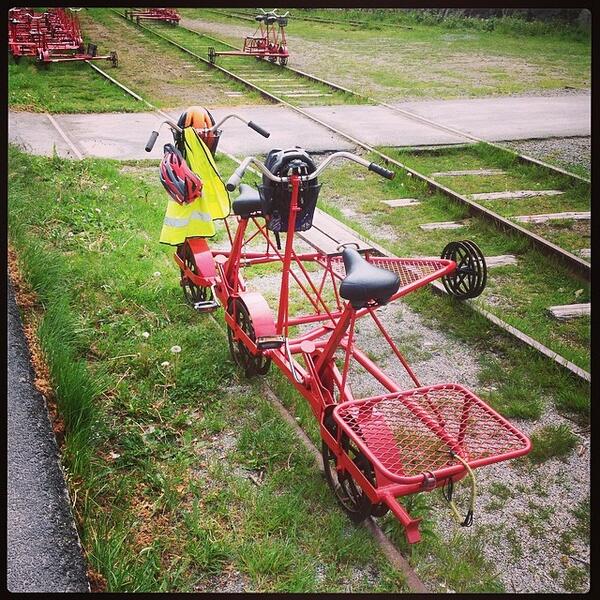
(208, 8, 290, 66)
(8, 7, 118, 66)
(146, 112, 531, 544)
(124, 8, 180, 25)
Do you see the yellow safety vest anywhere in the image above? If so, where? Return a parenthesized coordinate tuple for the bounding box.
(160, 128, 230, 246)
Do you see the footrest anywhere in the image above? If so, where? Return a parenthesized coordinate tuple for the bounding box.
(256, 335, 285, 350)
(193, 300, 220, 313)
(333, 383, 530, 485)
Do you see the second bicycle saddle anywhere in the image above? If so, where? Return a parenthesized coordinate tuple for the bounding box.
(339, 248, 400, 308)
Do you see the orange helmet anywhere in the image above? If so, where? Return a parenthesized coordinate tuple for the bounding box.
(177, 106, 219, 154)
(179, 105, 213, 130)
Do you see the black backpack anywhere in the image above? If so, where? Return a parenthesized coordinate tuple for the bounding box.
(259, 148, 321, 233)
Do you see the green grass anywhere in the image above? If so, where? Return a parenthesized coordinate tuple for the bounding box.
(389, 143, 590, 251)
(8, 146, 414, 592)
(183, 8, 590, 101)
(9, 145, 590, 592)
(527, 424, 578, 463)
(8, 58, 142, 113)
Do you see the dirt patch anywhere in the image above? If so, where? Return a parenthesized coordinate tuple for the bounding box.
(199, 567, 252, 593)
(80, 12, 261, 109)
(87, 567, 108, 593)
(181, 17, 589, 101)
(8, 245, 66, 447)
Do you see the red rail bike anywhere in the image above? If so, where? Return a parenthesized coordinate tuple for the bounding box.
(208, 9, 290, 66)
(146, 117, 531, 544)
(124, 8, 180, 25)
(8, 7, 118, 66)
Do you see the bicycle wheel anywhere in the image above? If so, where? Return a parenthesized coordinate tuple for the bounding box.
(321, 409, 374, 523)
(226, 298, 271, 377)
(179, 243, 213, 306)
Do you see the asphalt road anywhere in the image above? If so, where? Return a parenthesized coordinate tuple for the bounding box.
(7, 283, 89, 592)
(8, 93, 591, 160)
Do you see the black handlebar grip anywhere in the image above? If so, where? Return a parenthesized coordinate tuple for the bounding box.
(145, 130, 159, 152)
(368, 162, 395, 180)
(247, 121, 270, 138)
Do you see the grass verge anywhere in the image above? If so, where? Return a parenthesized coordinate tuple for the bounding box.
(182, 8, 590, 101)
(8, 146, 411, 592)
(8, 58, 142, 113)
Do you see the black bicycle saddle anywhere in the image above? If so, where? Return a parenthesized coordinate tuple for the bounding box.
(232, 184, 263, 218)
(339, 248, 400, 308)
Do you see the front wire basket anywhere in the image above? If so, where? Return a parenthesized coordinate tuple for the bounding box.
(333, 383, 531, 484)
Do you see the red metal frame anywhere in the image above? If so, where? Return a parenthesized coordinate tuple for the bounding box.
(208, 10, 289, 64)
(176, 173, 531, 544)
(8, 7, 117, 66)
(125, 8, 180, 25)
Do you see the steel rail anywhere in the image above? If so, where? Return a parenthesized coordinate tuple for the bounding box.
(111, 10, 590, 279)
(101, 11, 591, 381)
(200, 8, 412, 29)
(188, 26, 590, 185)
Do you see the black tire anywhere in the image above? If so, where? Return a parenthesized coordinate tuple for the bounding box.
(226, 298, 271, 377)
(441, 239, 487, 299)
(180, 243, 213, 307)
(321, 410, 374, 523)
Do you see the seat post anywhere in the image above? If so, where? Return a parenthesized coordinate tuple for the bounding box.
(314, 301, 356, 377)
(276, 175, 300, 336)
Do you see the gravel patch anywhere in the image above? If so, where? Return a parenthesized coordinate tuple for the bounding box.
(203, 216, 589, 593)
(198, 569, 251, 593)
(504, 136, 590, 175)
(432, 400, 590, 592)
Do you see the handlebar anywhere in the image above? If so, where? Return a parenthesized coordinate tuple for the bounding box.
(226, 151, 395, 191)
(247, 121, 270, 138)
(260, 8, 289, 17)
(368, 162, 395, 180)
(145, 130, 159, 152)
(145, 113, 270, 152)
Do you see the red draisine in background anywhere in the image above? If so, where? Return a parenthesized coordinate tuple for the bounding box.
(8, 7, 118, 66)
(124, 8, 180, 26)
(146, 111, 531, 545)
(208, 9, 290, 66)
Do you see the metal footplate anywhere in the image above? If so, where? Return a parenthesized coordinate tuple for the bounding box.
(256, 335, 285, 350)
(193, 286, 221, 313)
(193, 299, 220, 313)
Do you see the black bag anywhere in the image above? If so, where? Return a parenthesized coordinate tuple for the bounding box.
(259, 148, 321, 233)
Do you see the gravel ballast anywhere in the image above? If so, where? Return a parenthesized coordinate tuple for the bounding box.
(223, 226, 589, 593)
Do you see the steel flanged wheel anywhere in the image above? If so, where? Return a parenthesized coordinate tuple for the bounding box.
(227, 298, 271, 378)
(441, 239, 487, 299)
(322, 410, 377, 523)
(179, 244, 213, 306)
(208, 47, 216, 64)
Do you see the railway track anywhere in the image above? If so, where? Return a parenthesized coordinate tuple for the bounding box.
(73, 17, 589, 588)
(180, 23, 591, 185)
(90, 10, 590, 383)
(120, 13, 590, 281)
(200, 7, 411, 29)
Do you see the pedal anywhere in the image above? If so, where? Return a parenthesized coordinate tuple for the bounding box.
(193, 300, 220, 313)
(256, 335, 285, 350)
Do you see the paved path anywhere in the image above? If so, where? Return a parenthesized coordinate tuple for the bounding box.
(8, 94, 590, 160)
(7, 284, 89, 593)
